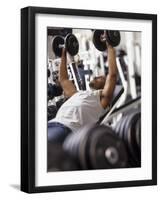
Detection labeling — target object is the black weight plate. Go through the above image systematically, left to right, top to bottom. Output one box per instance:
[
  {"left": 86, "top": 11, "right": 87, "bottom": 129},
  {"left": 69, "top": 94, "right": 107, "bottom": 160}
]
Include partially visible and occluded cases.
[
  {"left": 92, "top": 30, "right": 107, "bottom": 52},
  {"left": 106, "top": 30, "right": 121, "bottom": 47},
  {"left": 65, "top": 33, "right": 79, "bottom": 56},
  {"left": 52, "top": 35, "right": 64, "bottom": 57},
  {"left": 123, "top": 111, "right": 138, "bottom": 143},
  {"left": 124, "top": 111, "right": 140, "bottom": 165},
  {"left": 120, "top": 112, "right": 138, "bottom": 167},
  {"left": 129, "top": 113, "right": 141, "bottom": 165},
  {"left": 129, "top": 113, "right": 141, "bottom": 166},
  {"left": 122, "top": 114, "right": 138, "bottom": 166},
  {"left": 123, "top": 114, "right": 134, "bottom": 142},
  {"left": 119, "top": 115, "right": 128, "bottom": 140},
  {"left": 115, "top": 117, "right": 122, "bottom": 137},
  {"left": 117, "top": 117, "right": 124, "bottom": 138},
  {"left": 136, "top": 117, "right": 141, "bottom": 149},
  {"left": 63, "top": 125, "right": 92, "bottom": 170},
  {"left": 78, "top": 125, "right": 95, "bottom": 169},
  {"left": 89, "top": 125, "right": 128, "bottom": 169},
  {"left": 63, "top": 129, "right": 81, "bottom": 159},
  {"left": 47, "top": 143, "right": 78, "bottom": 171}
]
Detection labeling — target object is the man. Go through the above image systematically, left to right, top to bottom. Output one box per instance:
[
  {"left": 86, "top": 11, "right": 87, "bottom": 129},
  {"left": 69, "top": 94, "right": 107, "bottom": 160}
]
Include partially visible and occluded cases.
[{"left": 48, "top": 45, "right": 118, "bottom": 143}]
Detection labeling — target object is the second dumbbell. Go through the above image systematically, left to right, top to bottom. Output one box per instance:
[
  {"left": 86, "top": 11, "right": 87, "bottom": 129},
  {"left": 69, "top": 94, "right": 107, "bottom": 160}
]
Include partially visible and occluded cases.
[
  {"left": 93, "top": 30, "right": 121, "bottom": 51},
  {"left": 52, "top": 33, "right": 79, "bottom": 57}
]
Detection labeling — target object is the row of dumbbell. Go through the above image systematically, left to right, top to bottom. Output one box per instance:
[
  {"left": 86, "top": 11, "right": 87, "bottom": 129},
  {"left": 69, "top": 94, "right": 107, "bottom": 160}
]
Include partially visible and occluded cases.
[
  {"left": 52, "top": 29, "right": 121, "bottom": 57},
  {"left": 48, "top": 109, "right": 141, "bottom": 171}
]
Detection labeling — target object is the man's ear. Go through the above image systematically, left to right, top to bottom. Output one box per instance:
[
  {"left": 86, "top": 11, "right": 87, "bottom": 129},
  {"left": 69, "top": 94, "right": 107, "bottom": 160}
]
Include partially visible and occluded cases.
[{"left": 89, "top": 82, "right": 94, "bottom": 89}]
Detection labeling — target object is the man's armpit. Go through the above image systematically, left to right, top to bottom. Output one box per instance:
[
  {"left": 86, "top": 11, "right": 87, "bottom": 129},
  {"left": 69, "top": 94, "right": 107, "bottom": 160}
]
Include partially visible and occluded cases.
[{"left": 61, "top": 80, "right": 77, "bottom": 98}]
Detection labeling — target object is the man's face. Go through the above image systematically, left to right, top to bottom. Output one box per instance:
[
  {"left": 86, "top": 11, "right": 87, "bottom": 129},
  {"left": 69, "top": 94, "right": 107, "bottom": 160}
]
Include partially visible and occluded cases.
[{"left": 89, "top": 76, "right": 106, "bottom": 90}]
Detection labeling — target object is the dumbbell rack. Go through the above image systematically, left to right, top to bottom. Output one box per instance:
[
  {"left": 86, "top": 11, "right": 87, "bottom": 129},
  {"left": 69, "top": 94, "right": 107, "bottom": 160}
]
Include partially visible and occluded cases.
[{"left": 69, "top": 62, "right": 84, "bottom": 90}]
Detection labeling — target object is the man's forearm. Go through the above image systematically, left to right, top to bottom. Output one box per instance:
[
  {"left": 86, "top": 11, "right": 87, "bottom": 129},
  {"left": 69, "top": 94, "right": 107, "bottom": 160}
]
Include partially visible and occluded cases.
[
  {"left": 101, "top": 46, "right": 118, "bottom": 108},
  {"left": 104, "top": 46, "right": 117, "bottom": 90},
  {"left": 107, "top": 46, "right": 118, "bottom": 77},
  {"left": 59, "top": 49, "right": 69, "bottom": 82}
]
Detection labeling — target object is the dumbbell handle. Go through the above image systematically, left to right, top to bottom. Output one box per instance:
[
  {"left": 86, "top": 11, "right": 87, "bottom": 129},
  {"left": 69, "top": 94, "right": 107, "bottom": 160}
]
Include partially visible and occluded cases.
[
  {"left": 100, "top": 31, "right": 107, "bottom": 42},
  {"left": 101, "top": 31, "right": 119, "bottom": 40},
  {"left": 100, "top": 37, "right": 106, "bottom": 42},
  {"left": 59, "top": 41, "right": 78, "bottom": 49},
  {"left": 59, "top": 44, "right": 65, "bottom": 48}
]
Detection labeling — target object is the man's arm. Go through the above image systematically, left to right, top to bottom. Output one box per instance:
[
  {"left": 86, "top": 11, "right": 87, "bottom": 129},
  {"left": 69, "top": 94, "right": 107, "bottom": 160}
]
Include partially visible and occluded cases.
[
  {"left": 100, "top": 45, "right": 118, "bottom": 109},
  {"left": 59, "top": 48, "right": 77, "bottom": 97}
]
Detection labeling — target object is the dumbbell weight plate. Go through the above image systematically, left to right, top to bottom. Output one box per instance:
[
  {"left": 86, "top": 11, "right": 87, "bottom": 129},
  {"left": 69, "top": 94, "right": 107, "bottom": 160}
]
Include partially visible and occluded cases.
[
  {"left": 92, "top": 30, "right": 107, "bottom": 52},
  {"left": 106, "top": 30, "right": 121, "bottom": 47},
  {"left": 65, "top": 33, "right": 79, "bottom": 56},
  {"left": 52, "top": 35, "right": 64, "bottom": 57},
  {"left": 115, "top": 111, "right": 140, "bottom": 167},
  {"left": 122, "top": 111, "right": 136, "bottom": 142},
  {"left": 124, "top": 111, "right": 141, "bottom": 165},
  {"left": 129, "top": 113, "right": 141, "bottom": 165},
  {"left": 115, "top": 114, "right": 136, "bottom": 167},
  {"left": 119, "top": 114, "right": 128, "bottom": 140},
  {"left": 115, "top": 117, "right": 122, "bottom": 137},
  {"left": 135, "top": 117, "right": 141, "bottom": 149},
  {"left": 63, "top": 125, "right": 92, "bottom": 169},
  {"left": 78, "top": 125, "right": 94, "bottom": 169},
  {"left": 88, "top": 125, "right": 128, "bottom": 169},
  {"left": 48, "top": 143, "right": 79, "bottom": 171}
]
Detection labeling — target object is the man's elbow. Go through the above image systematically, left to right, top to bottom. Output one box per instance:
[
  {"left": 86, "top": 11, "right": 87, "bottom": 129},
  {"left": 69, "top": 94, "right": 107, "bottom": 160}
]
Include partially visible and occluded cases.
[{"left": 111, "top": 74, "right": 117, "bottom": 78}]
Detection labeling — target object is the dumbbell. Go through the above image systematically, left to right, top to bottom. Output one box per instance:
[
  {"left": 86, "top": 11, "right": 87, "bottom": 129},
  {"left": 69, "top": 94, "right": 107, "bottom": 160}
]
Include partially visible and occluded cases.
[
  {"left": 93, "top": 30, "right": 121, "bottom": 51},
  {"left": 52, "top": 33, "right": 79, "bottom": 57},
  {"left": 48, "top": 83, "right": 63, "bottom": 100},
  {"left": 115, "top": 110, "right": 141, "bottom": 167},
  {"left": 47, "top": 120, "right": 79, "bottom": 171},
  {"left": 63, "top": 124, "right": 128, "bottom": 170},
  {"left": 48, "top": 143, "right": 79, "bottom": 172}
]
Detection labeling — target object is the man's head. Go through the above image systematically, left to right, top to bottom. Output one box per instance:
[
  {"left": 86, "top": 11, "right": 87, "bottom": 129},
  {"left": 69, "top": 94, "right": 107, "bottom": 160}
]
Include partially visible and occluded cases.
[{"left": 89, "top": 76, "right": 106, "bottom": 90}]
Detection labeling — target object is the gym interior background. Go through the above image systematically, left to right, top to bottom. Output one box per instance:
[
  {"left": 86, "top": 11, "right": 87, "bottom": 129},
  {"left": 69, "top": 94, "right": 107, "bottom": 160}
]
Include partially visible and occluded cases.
[{"left": 47, "top": 27, "right": 141, "bottom": 172}]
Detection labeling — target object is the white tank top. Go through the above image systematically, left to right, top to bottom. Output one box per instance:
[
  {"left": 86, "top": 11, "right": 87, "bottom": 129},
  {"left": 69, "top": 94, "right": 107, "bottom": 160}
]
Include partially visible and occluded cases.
[{"left": 49, "top": 90, "right": 107, "bottom": 132}]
